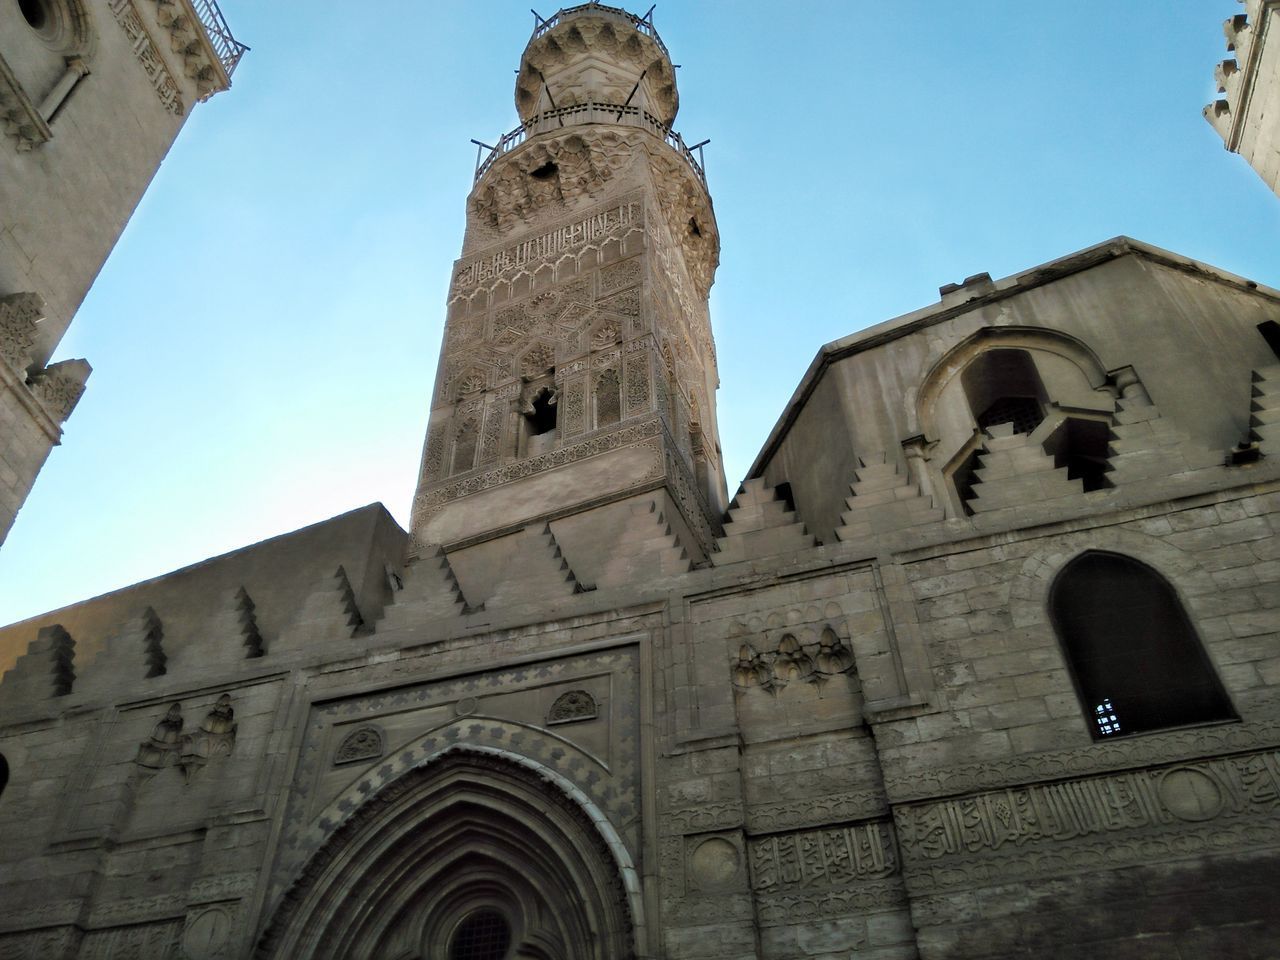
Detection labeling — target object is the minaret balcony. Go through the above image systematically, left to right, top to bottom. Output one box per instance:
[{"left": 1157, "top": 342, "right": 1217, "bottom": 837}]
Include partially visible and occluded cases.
[
  {"left": 187, "top": 0, "right": 249, "bottom": 80},
  {"left": 531, "top": 3, "right": 670, "bottom": 59},
  {"left": 474, "top": 100, "right": 707, "bottom": 186}
]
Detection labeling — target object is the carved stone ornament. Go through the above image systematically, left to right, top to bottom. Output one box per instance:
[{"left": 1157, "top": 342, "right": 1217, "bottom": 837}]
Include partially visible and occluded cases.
[
  {"left": 109, "top": 0, "right": 185, "bottom": 114},
  {"left": 140, "top": 0, "right": 230, "bottom": 101},
  {"left": 471, "top": 131, "right": 641, "bottom": 235},
  {"left": 453, "top": 200, "right": 641, "bottom": 293},
  {"left": 0, "top": 292, "right": 45, "bottom": 372},
  {"left": 28, "top": 358, "right": 90, "bottom": 423},
  {"left": 732, "top": 627, "right": 856, "bottom": 695},
  {"left": 547, "top": 689, "right": 598, "bottom": 724},
  {"left": 181, "top": 694, "right": 237, "bottom": 779},
  {"left": 135, "top": 695, "right": 237, "bottom": 781},
  {"left": 136, "top": 702, "right": 185, "bottom": 770},
  {"left": 333, "top": 726, "right": 384, "bottom": 765},
  {"left": 894, "top": 747, "right": 1280, "bottom": 891},
  {"left": 748, "top": 821, "right": 899, "bottom": 895},
  {"left": 686, "top": 835, "right": 742, "bottom": 890},
  {"left": 181, "top": 905, "right": 234, "bottom": 960}
]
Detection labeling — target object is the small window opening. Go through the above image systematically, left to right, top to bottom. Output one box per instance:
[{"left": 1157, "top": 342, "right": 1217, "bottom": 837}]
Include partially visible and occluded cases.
[
  {"left": 18, "top": 0, "right": 47, "bottom": 30},
  {"left": 529, "top": 161, "right": 558, "bottom": 181},
  {"left": 688, "top": 216, "right": 702, "bottom": 237},
  {"left": 1258, "top": 320, "right": 1280, "bottom": 361},
  {"left": 961, "top": 349, "right": 1047, "bottom": 436},
  {"left": 595, "top": 369, "right": 620, "bottom": 428},
  {"left": 526, "top": 387, "right": 557, "bottom": 435},
  {"left": 976, "top": 396, "right": 1043, "bottom": 435},
  {"left": 1042, "top": 416, "right": 1112, "bottom": 492},
  {"left": 952, "top": 446, "right": 984, "bottom": 516},
  {"left": 772, "top": 481, "right": 796, "bottom": 513},
  {"left": 1051, "top": 551, "right": 1236, "bottom": 739},
  {"left": 1094, "top": 699, "right": 1121, "bottom": 737},
  {"left": 450, "top": 909, "right": 511, "bottom": 960}
]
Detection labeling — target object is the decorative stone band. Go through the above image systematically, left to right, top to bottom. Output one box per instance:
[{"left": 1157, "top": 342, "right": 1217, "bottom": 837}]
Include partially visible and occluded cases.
[
  {"left": 110, "top": 0, "right": 185, "bottom": 115},
  {"left": 139, "top": 0, "right": 244, "bottom": 98},
  {"left": 453, "top": 200, "right": 642, "bottom": 295},
  {"left": 417, "top": 415, "right": 662, "bottom": 510},
  {"left": 881, "top": 717, "right": 1280, "bottom": 802},
  {"left": 894, "top": 747, "right": 1280, "bottom": 889},
  {"left": 745, "top": 790, "right": 891, "bottom": 834},
  {"left": 665, "top": 800, "right": 744, "bottom": 834},
  {"left": 749, "top": 820, "right": 899, "bottom": 893}
]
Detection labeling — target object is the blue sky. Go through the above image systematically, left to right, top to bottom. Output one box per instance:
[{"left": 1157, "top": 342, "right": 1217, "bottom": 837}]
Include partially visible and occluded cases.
[{"left": 1, "top": 1, "right": 1276, "bottom": 626}]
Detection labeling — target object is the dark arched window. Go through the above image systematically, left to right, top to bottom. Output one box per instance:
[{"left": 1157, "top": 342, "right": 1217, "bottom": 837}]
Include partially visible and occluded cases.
[
  {"left": 961, "top": 349, "right": 1046, "bottom": 435},
  {"left": 1050, "top": 551, "right": 1235, "bottom": 739},
  {"left": 0, "top": 754, "right": 8, "bottom": 799},
  {"left": 450, "top": 909, "right": 511, "bottom": 960}
]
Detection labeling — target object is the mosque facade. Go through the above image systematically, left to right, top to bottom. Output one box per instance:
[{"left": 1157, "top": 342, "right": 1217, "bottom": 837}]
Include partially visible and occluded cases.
[{"left": 0, "top": 5, "right": 1278, "bottom": 959}]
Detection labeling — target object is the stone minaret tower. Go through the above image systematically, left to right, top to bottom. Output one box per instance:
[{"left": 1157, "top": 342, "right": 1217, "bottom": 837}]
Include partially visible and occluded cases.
[{"left": 409, "top": 5, "right": 724, "bottom": 599}]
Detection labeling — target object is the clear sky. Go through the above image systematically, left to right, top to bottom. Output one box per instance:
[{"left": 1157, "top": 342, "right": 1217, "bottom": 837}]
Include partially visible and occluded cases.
[{"left": 1, "top": 2, "right": 1277, "bottom": 627}]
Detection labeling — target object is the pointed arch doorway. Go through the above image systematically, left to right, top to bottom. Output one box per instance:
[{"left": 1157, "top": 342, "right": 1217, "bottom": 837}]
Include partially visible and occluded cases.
[{"left": 256, "top": 748, "right": 638, "bottom": 960}]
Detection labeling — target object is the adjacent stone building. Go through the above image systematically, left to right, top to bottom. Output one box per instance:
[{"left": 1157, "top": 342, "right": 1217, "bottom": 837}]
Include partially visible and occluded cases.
[
  {"left": 0, "top": 0, "right": 244, "bottom": 543},
  {"left": 1206, "top": 0, "right": 1280, "bottom": 196},
  {"left": 1, "top": 5, "right": 1279, "bottom": 959}
]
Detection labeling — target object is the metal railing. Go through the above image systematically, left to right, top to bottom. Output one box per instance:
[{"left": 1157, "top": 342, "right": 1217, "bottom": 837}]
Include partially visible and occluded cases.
[
  {"left": 189, "top": 0, "right": 248, "bottom": 78},
  {"left": 531, "top": 3, "right": 668, "bottom": 59},
  {"left": 473, "top": 100, "right": 706, "bottom": 186}
]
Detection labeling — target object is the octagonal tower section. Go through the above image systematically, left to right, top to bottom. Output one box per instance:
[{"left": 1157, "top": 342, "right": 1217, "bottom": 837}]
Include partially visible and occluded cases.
[{"left": 410, "top": 5, "right": 724, "bottom": 594}]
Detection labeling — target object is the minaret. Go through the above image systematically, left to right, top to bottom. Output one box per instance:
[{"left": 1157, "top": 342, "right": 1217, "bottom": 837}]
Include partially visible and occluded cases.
[{"left": 409, "top": 5, "right": 724, "bottom": 592}]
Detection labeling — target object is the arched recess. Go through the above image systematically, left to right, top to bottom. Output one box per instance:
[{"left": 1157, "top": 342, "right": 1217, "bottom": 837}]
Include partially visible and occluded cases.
[
  {"left": 916, "top": 326, "right": 1113, "bottom": 442},
  {"left": 915, "top": 327, "right": 1118, "bottom": 515},
  {"left": 1049, "top": 550, "right": 1236, "bottom": 739},
  {"left": 256, "top": 747, "right": 638, "bottom": 960}
]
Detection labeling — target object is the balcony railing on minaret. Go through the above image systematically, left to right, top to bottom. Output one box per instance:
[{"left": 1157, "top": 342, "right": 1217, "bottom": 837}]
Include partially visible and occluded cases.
[
  {"left": 189, "top": 0, "right": 249, "bottom": 78},
  {"left": 530, "top": 3, "right": 669, "bottom": 58},
  {"left": 472, "top": 101, "right": 709, "bottom": 186}
]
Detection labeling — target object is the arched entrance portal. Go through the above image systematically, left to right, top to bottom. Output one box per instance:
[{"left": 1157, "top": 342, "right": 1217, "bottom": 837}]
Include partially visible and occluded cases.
[{"left": 257, "top": 748, "right": 637, "bottom": 959}]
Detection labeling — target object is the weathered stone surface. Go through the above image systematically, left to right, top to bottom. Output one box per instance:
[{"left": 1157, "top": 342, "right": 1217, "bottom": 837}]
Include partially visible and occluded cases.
[{"left": 0, "top": 6, "right": 1279, "bottom": 960}]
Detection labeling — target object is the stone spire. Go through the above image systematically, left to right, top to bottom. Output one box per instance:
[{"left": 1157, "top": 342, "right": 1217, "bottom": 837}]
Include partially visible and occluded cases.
[{"left": 410, "top": 4, "right": 725, "bottom": 572}]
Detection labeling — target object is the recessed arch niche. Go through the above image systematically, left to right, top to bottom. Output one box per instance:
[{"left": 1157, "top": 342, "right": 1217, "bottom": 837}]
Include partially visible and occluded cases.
[
  {"left": 915, "top": 327, "right": 1118, "bottom": 514},
  {"left": 255, "top": 747, "right": 637, "bottom": 960}
]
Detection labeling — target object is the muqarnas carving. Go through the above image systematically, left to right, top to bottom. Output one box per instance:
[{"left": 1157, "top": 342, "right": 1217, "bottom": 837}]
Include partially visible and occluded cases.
[
  {"left": 732, "top": 627, "right": 855, "bottom": 695},
  {"left": 547, "top": 689, "right": 599, "bottom": 725},
  {"left": 135, "top": 695, "right": 237, "bottom": 781},
  {"left": 333, "top": 726, "right": 384, "bottom": 765}
]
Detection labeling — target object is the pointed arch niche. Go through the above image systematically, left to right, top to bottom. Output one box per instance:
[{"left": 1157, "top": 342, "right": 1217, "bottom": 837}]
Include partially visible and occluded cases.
[
  {"left": 1049, "top": 551, "right": 1236, "bottom": 739},
  {"left": 256, "top": 748, "right": 637, "bottom": 960}
]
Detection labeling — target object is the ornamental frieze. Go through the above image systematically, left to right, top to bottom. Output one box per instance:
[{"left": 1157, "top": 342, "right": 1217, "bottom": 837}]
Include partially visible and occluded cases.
[
  {"left": 454, "top": 200, "right": 642, "bottom": 293},
  {"left": 895, "top": 748, "right": 1280, "bottom": 868},
  {"left": 748, "top": 821, "right": 898, "bottom": 894}
]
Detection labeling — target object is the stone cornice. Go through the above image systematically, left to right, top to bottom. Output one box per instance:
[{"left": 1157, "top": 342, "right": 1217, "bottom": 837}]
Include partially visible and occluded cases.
[{"left": 141, "top": 0, "right": 233, "bottom": 101}]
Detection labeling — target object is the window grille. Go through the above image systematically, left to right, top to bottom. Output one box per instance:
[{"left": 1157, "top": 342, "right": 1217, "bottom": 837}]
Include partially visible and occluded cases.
[
  {"left": 977, "top": 395, "right": 1043, "bottom": 435},
  {"left": 1094, "top": 699, "right": 1121, "bottom": 736},
  {"left": 450, "top": 909, "right": 511, "bottom": 960}
]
